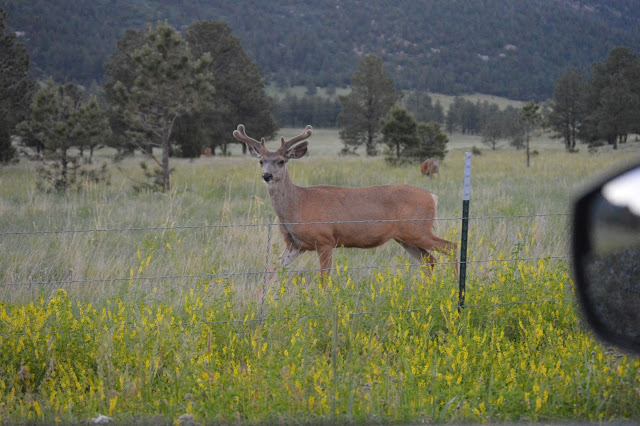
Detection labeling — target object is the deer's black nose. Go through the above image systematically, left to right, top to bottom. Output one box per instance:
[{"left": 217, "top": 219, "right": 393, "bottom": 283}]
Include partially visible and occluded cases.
[{"left": 262, "top": 173, "right": 273, "bottom": 182}]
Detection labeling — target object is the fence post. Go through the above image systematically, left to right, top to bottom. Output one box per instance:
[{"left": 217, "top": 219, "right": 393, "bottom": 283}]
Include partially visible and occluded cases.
[{"left": 458, "top": 152, "right": 472, "bottom": 310}]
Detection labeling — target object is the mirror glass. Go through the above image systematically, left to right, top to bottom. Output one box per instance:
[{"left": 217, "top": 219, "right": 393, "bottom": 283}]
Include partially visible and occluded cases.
[{"left": 583, "top": 166, "right": 640, "bottom": 347}]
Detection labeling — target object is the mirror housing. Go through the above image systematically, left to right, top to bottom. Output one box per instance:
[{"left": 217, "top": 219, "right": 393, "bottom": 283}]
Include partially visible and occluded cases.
[{"left": 572, "top": 160, "right": 640, "bottom": 354}]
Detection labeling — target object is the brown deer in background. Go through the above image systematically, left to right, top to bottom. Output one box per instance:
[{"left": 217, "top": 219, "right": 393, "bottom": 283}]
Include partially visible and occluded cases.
[
  {"left": 233, "top": 124, "right": 458, "bottom": 283},
  {"left": 421, "top": 158, "right": 439, "bottom": 178}
]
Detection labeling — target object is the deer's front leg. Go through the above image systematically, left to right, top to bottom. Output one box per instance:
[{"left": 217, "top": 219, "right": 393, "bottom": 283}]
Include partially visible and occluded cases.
[
  {"left": 265, "top": 245, "right": 302, "bottom": 285},
  {"left": 316, "top": 245, "right": 334, "bottom": 282}
]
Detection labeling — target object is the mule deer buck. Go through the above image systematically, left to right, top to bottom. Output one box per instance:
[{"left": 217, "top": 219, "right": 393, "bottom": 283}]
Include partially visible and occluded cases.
[
  {"left": 233, "top": 124, "right": 457, "bottom": 283},
  {"left": 421, "top": 158, "right": 439, "bottom": 178}
]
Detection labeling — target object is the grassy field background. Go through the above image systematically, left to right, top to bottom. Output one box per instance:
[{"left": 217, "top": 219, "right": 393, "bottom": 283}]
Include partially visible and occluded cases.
[
  {"left": 2, "top": 128, "right": 636, "bottom": 302},
  {"left": 1, "top": 129, "right": 639, "bottom": 423}
]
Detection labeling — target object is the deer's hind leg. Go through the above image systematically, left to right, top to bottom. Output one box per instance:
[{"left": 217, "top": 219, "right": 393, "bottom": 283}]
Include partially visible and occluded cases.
[
  {"left": 405, "top": 233, "right": 459, "bottom": 277},
  {"left": 397, "top": 241, "right": 437, "bottom": 270}
]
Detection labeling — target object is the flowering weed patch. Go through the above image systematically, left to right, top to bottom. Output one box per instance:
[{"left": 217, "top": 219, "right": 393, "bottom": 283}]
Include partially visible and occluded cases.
[{"left": 1, "top": 256, "right": 638, "bottom": 424}]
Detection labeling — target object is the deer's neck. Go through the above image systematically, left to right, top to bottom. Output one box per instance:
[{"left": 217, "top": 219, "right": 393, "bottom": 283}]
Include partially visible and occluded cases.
[{"left": 267, "top": 172, "right": 300, "bottom": 222}]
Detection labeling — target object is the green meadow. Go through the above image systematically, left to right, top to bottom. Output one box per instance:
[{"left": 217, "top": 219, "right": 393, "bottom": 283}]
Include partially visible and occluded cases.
[{"left": 0, "top": 130, "right": 639, "bottom": 424}]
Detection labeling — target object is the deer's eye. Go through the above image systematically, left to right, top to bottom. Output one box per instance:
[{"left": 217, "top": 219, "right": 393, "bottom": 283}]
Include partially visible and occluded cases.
[
  {"left": 259, "top": 160, "right": 264, "bottom": 166},
  {"left": 278, "top": 160, "right": 285, "bottom": 166}
]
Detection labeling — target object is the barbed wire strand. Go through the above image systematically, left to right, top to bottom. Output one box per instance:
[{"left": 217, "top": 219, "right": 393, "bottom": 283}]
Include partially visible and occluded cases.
[
  {"left": 0, "top": 212, "right": 576, "bottom": 339},
  {"left": 0, "top": 213, "right": 570, "bottom": 237},
  {"left": 0, "top": 255, "right": 569, "bottom": 288}
]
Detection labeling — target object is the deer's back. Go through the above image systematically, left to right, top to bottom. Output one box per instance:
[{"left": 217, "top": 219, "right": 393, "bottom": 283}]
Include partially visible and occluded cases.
[
  {"left": 298, "top": 183, "right": 435, "bottom": 218},
  {"left": 276, "top": 184, "right": 438, "bottom": 250}
]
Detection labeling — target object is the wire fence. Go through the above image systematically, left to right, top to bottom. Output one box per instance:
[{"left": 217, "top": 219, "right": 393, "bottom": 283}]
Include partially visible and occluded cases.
[
  {"left": 0, "top": 211, "right": 577, "bottom": 343},
  {"left": 0, "top": 212, "right": 573, "bottom": 332},
  {"left": 0, "top": 212, "right": 570, "bottom": 278},
  {"left": 0, "top": 212, "right": 570, "bottom": 237},
  {"left": 0, "top": 255, "right": 569, "bottom": 288}
]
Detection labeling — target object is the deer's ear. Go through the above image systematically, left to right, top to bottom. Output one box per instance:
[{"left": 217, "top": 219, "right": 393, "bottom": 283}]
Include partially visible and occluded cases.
[
  {"left": 285, "top": 142, "right": 308, "bottom": 159},
  {"left": 247, "top": 144, "right": 261, "bottom": 159}
]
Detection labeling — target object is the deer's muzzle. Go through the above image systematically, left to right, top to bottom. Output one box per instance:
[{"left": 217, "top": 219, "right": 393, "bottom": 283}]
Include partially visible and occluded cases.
[{"left": 262, "top": 172, "right": 273, "bottom": 182}]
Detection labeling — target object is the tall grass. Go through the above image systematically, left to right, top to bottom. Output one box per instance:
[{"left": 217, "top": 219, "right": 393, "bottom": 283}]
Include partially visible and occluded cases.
[
  {"left": 0, "top": 133, "right": 639, "bottom": 423},
  {"left": 0, "top": 136, "right": 633, "bottom": 303}
]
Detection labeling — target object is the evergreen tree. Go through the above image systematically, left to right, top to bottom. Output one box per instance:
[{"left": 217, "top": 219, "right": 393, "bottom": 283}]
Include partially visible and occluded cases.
[
  {"left": 0, "top": 8, "right": 34, "bottom": 163},
  {"left": 182, "top": 21, "right": 277, "bottom": 157},
  {"left": 111, "top": 22, "right": 214, "bottom": 191},
  {"left": 103, "top": 29, "right": 147, "bottom": 157},
  {"left": 581, "top": 47, "right": 640, "bottom": 150},
  {"left": 338, "top": 55, "right": 401, "bottom": 156},
  {"left": 548, "top": 68, "right": 585, "bottom": 152},
  {"left": 17, "top": 80, "right": 110, "bottom": 191},
  {"left": 18, "top": 80, "right": 79, "bottom": 189},
  {"left": 404, "top": 91, "right": 444, "bottom": 124},
  {"left": 74, "top": 96, "right": 112, "bottom": 162},
  {"left": 520, "top": 101, "right": 541, "bottom": 167},
  {"left": 382, "top": 107, "right": 418, "bottom": 163},
  {"left": 481, "top": 116, "right": 504, "bottom": 150},
  {"left": 415, "top": 122, "right": 448, "bottom": 161}
]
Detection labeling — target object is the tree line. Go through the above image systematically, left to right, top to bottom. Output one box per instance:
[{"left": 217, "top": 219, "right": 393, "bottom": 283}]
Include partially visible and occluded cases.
[
  {"left": 5, "top": 1, "right": 640, "bottom": 100},
  {"left": 2, "top": 6, "right": 638, "bottom": 193},
  {"left": 2, "top": 15, "right": 277, "bottom": 192},
  {"left": 548, "top": 47, "right": 640, "bottom": 152}
]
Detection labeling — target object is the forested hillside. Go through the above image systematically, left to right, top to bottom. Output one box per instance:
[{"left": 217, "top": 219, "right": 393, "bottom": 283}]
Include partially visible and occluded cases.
[{"left": 3, "top": 0, "right": 640, "bottom": 99}]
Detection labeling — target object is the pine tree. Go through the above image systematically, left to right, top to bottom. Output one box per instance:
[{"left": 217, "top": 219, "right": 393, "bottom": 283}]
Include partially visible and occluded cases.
[
  {"left": 0, "top": 8, "right": 34, "bottom": 163},
  {"left": 111, "top": 21, "right": 214, "bottom": 191},
  {"left": 181, "top": 21, "right": 277, "bottom": 157},
  {"left": 581, "top": 47, "right": 640, "bottom": 150},
  {"left": 338, "top": 55, "right": 401, "bottom": 156},
  {"left": 548, "top": 68, "right": 585, "bottom": 152},
  {"left": 17, "top": 80, "right": 110, "bottom": 191},
  {"left": 520, "top": 101, "right": 541, "bottom": 167},
  {"left": 382, "top": 107, "right": 418, "bottom": 163},
  {"left": 415, "top": 122, "right": 448, "bottom": 161}
]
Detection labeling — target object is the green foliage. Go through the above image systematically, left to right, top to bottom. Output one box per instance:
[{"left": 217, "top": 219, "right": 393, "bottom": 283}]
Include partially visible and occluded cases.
[
  {"left": 5, "top": 2, "right": 640, "bottom": 99},
  {"left": 0, "top": 8, "right": 34, "bottom": 164},
  {"left": 105, "top": 20, "right": 274, "bottom": 172},
  {"left": 109, "top": 21, "right": 214, "bottom": 191},
  {"left": 179, "top": 21, "right": 277, "bottom": 157},
  {"left": 103, "top": 29, "right": 147, "bottom": 157},
  {"left": 580, "top": 47, "right": 640, "bottom": 150},
  {"left": 546, "top": 48, "right": 640, "bottom": 153},
  {"left": 339, "top": 55, "right": 401, "bottom": 156},
  {"left": 548, "top": 69, "right": 585, "bottom": 152},
  {"left": 17, "top": 80, "right": 111, "bottom": 191},
  {"left": 403, "top": 91, "right": 445, "bottom": 124},
  {"left": 273, "top": 94, "right": 341, "bottom": 128},
  {"left": 74, "top": 96, "right": 112, "bottom": 161},
  {"left": 445, "top": 97, "right": 524, "bottom": 151},
  {"left": 520, "top": 101, "right": 542, "bottom": 167},
  {"left": 480, "top": 106, "right": 523, "bottom": 150},
  {"left": 382, "top": 107, "right": 418, "bottom": 163},
  {"left": 382, "top": 108, "right": 448, "bottom": 165},
  {"left": 481, "top": 116, "right": 504, "bottom": 150},
  {"left": 415, "top": 122, "right": 448, "bottom": 161},
  {"left": 0, "top": 127, "right": 17, "bottom": 164},
  {"left": 35, "top": 160, "right": 110, "bottom": 193},
  {"left": 132, "top": 161, "right": 175, "bottom": 193},
  {"left": 1, "top": 259, "right": 639, "bottom": 423}
]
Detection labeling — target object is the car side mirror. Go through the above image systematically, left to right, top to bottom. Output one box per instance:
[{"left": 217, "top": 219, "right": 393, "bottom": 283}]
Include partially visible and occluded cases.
[{"left": 572, "top": 161, "right": 640, "bottom": 354}]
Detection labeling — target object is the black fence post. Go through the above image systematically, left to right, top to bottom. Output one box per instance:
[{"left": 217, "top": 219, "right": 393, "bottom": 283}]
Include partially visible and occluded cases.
[{"left": 458, "top": 152, "right": 472, "bottom": 310}]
